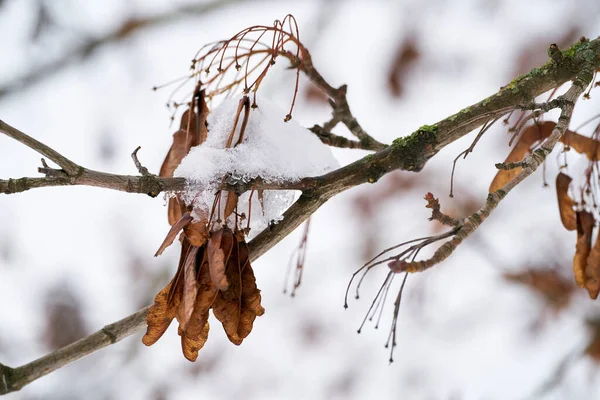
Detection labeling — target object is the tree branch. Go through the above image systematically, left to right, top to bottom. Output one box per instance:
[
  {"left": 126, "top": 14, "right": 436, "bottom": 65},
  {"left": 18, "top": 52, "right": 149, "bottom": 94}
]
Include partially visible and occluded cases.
[
  {"left": 1, "top": 37, "right": 600, "bottom": 395},
  {"left": 395, "top": 63, "right": 595, "bottom": 273}
]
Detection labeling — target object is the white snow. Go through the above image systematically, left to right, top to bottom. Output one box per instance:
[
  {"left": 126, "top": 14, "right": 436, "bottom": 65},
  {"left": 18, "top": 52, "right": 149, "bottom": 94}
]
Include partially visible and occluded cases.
[{"left": 174, "top": 96, "right": 339, "bottom": 236}]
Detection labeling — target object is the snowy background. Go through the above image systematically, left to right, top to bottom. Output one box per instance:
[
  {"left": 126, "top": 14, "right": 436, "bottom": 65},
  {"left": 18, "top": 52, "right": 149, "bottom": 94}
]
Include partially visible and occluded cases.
[{"left": 1, "top": 0, "right": 600, "bottom": 399}]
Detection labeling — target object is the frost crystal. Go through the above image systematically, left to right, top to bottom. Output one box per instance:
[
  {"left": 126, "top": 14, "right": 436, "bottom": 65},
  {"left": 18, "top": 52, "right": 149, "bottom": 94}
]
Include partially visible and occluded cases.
[{"left": 174, "top": 97, "right": 339, "bottom": 237}]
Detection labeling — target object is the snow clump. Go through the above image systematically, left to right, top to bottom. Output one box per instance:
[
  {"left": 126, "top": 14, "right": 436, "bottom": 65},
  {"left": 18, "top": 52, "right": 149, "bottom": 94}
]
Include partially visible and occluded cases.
[{"left": 174, "top": 96, "right": 339, "bottom": 238}]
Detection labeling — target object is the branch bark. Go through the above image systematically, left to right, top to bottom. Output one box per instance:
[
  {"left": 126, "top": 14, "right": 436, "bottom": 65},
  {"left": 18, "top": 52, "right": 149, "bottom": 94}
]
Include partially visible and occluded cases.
[{"left": 1, "top": 37, "right": 599, "bottom": 395}]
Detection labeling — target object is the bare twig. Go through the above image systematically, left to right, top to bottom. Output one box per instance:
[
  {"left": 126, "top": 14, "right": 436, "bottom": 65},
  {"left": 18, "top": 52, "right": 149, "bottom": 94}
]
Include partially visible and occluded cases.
[
  {"left": 397, "top": 66, "right": 594, "bottom": 273},
  {"left": 309, "top": 125, "right": 373, "bottom": 150},
  {"left": 131, "top": 147, "right": 151, "bottom": 176}
]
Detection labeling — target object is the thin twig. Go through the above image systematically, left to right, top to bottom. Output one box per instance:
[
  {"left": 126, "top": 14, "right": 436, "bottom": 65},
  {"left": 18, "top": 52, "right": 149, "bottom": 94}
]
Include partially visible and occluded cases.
[{"left": 398, "top": 67, "right": 594, "bottom": 274}]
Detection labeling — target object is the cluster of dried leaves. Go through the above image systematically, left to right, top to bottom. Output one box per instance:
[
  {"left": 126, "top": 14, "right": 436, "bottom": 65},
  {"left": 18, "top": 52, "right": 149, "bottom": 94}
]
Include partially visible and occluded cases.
[
  {"left": 143, "top": 15, "right": 314, "bottom": 361},
  {"left": 142, "top": 88, "right": 264, "bottom": 361},
  {"left": 492, "top": 121, "right": 600, "bottom": 299}
]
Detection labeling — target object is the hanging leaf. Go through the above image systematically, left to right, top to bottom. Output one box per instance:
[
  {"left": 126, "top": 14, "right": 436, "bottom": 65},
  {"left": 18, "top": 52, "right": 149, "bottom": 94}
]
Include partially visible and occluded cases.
[
  {"left": 160, "top": 89, "right": 210, "bottom": 226},
  {"left": 491, "top": 121, "right": 600, "bottom": 192},
  {"left": 489, "top": 122, "right": 553, "bottom": 192},
  {"left": 562, "top": 129, "right": 600, "bottom": 160},
  {"left": 556, "top": 173, "right": 577, "bottom": 231},
  {"left": 223, "top": 191, "right": 239, "bottom": 221},
  {"left": 573, "top": 211, "right": 595, "bottom": 288},
  {"left": 155, "top": 213, "right": 193, "bottom": 256},
  {"left": 183, "top": 220, "right": 210, "bottom": 247},
  {"left": 207, "top": 228, "right": 233, "bottom": 291},
  {"left": 586, "top": 234, "right": 600, "bottom": 300},
  {"left": 212, "top": 236, "right": 264, "bottom": 345},
  {"left": 143, "top": 239, "right": 190, "bottom": 346},
  {"left": 180, "top": 246, "right": 200, "bottom": 330},
  {"left": 179, "top": 249, "right": 216, "bottom": 361},
  {"left": 142, "top": 281, "right": 178, "bottom": 346},
  {"left": 179, "top": 322, "right": 210, "bottom": 362}
]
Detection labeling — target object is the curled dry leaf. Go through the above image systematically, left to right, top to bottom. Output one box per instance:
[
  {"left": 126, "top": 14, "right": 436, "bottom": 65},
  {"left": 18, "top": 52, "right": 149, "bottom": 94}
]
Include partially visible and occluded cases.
[
  {"left": 160, "top": 89, "right": 210, "bottom": 226},
  {"left": 490, "top": 121, "right": 600, "bottom": 192},
  {"left": 490, "top": 122, "right": 553, "bottom": 192},
  {"left": 556, "top": 173, "right": 577, "bottom": 231},
  {"left": 223, "top": 191, "right": 239, "bottom": 221},
  {"left": 573, "top": 211, "right": 595, "bottom": 288},
  {"left": 154, "top": 213, "right": 193, "bottom": 256},
  {"left": 184, "top": 220, "right": 210, "bottom": 247},
  {"left": 207, "top": 228, "right": 232, "bottom": 291},
  {"left": 212, "top": 233, "right": 264, "bottom": 345},
  {"left": 585, "top": 233, "right": 600, "bottom": 299},
  {"left": 143, "top": 239, "right": 190, "bottom": 346},
  {"left": 181, "top": 246, "right": 200, "bottom": 330},
  {"left": 178, "top": 248, "right": 217, "bottom": 361},
  {"left": 143, "top": 281, "right": 177, "bottom": 347}
]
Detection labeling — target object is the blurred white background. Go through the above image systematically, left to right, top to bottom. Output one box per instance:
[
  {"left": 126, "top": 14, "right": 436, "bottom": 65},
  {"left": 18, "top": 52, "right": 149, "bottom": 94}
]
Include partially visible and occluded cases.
[{"left": 1, "top": 0, "right": 600, "bottom": 399}]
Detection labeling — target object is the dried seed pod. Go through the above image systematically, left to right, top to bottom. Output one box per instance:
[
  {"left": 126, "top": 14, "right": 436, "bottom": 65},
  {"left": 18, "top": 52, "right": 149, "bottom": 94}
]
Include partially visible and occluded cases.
[
  {"left": 556, "top": 173, "right": 577, "bottom": 231},
  {"left": 573, "top": 211, "right": 595, "bottom": 288},
  {"left": 586, "top": 233, "right": 600, "bottom": 300}
]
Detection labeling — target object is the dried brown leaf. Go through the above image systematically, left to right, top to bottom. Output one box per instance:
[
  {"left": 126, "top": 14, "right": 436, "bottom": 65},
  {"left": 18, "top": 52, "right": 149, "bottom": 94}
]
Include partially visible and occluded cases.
[
  {"left": 160, "top": 90, "right": 210, "bottom": 226},
  {"left": 491, "top": 121, "right": 600, "bottom": 192},
  {"left": 490, "top": 122, "right": 554, "bottom": 192},
  {"left": 562, "top": 129, "right": 600, "bottom": 160},
  {"left": 556, "top": 173, "right": 577, "bottom": 231},
  {"left": 223, "top": 191, "right": 238, "bottom": 221},
  {"left": 167, "top": 197, "right": 188, "bottom": 227},
  {"left": 574, "top": 211, "right": 595, "bottom": 288},
  {"left": 155, "top": 213, "right": 193, "bottom": 256},
  {"left": 183, "top": 220, "right": 209, "bottom": 247},
  {"left": 207, "top": 229, "right": 233, "bottom": 291},
  {"left": 585, "top": 233, "right": 600, "bottom": 299},
  {"left": 212, "top": 235, "right": 264, "bottom": 345},
  {"left": 181, "top": 246, "right": 200, "bottom": 330},
  {"left": 179, "top": 251, "right": 218, "bottom": 361},
  {"left": 143, "top": 281, "right": 178, "bottom": 346},
  {"left": 179, "top": 322, "right": 210, "bottom": 362}
]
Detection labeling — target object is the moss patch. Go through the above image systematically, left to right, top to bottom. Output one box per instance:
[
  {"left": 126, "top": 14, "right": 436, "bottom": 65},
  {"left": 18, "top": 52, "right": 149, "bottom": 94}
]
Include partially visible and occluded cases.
[{"left": 391, "top": 124, "right": 438, "bottom": 171}]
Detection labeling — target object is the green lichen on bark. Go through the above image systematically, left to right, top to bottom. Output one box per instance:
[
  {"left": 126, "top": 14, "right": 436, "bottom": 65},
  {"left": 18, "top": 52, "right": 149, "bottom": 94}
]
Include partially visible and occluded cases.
[{"left": 391, "top": 124, "right": 438, "bottom": 171}]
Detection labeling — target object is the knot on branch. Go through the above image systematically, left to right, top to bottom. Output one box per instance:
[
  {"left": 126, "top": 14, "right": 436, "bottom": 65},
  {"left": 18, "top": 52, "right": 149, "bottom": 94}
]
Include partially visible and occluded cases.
[
  {"left": 548, "top": 43, "right": 564, "bottom": 64},
  {"left": 131, "top": 147, "right": 162, "bottom": 197}
]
